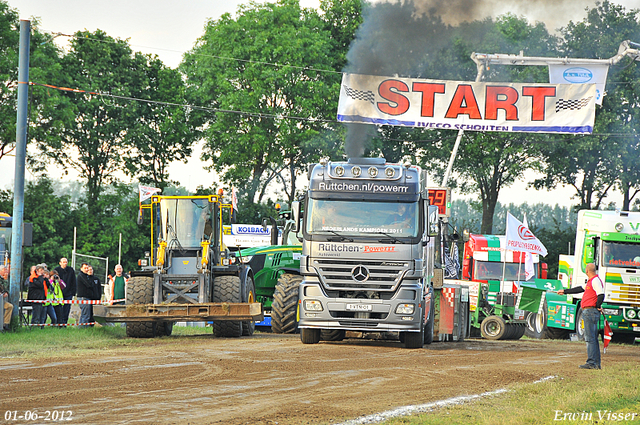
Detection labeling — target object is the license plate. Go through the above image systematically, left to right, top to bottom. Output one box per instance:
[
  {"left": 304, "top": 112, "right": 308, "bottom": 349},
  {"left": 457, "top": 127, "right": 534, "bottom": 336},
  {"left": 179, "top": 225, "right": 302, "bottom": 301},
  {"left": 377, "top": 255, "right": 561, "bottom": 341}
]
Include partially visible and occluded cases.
[{"left": 346, "top": 304, "right": 372, "bottom": 311}]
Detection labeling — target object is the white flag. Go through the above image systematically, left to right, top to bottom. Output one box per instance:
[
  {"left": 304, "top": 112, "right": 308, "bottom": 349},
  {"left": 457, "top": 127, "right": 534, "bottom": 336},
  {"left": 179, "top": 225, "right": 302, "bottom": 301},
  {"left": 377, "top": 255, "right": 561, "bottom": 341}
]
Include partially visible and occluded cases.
[
  {"left": 549, "top": 64, "right": 609, "bottom": 105},
  {"left": 139, "top": 184, "right": 161, "bottom": 203},
  {"left": 231, "top": 187, "right": 238, "bottom": 211},
  {"left": 505, "top": 212, "right": 548, "bottom": 256},
  {"left": 523, "top": 214, "right": 535, "bottom": 280}
]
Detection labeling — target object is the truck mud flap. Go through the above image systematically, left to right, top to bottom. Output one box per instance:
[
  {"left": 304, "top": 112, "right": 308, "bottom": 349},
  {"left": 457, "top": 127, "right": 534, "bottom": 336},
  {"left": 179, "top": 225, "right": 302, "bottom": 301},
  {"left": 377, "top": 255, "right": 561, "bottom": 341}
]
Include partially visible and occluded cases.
[{"left": 94, "top": 302, "right": 263, "bottom": 323}]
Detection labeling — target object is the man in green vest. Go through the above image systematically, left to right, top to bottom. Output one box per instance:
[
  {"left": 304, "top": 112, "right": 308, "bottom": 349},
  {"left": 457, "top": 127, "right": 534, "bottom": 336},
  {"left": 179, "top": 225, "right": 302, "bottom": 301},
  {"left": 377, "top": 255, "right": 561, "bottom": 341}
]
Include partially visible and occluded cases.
[{"left": 108, "top": 264, "right": 128, "bottom": 305}]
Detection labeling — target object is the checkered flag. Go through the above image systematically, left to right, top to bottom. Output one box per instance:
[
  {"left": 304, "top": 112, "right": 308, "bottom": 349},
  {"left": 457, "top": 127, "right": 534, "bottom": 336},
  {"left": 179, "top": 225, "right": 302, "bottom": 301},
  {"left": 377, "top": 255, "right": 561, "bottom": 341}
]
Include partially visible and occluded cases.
[
  {"left": 343, "top": 85, "right": 375, "bottom": 104},
  {"left": 555, "top": 96, "right": 593, "bottom": 112}
]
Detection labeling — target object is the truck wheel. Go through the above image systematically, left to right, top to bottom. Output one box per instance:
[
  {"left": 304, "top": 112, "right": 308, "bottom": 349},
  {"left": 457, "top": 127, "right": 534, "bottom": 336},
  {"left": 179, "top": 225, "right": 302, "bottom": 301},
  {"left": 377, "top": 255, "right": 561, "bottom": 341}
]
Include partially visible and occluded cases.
[
  {"left": 271, "top": 274, "right": 302, "bottom": 334},
  {"left": 212, "top": 275, "right": 243, "bottom": 338},
  {"left": 125, "top": 276, "right": 157, "bottom": 338},
  {"left": 242, "top": 277, "right": 256, "bottom": 336},
  {"left": 424, "top": 297, "right": 435, "bottom": 345},
  {"left": 404, "top": 307, "right": 425, "bottom": 349},
  {"left": 575, "top": 307, "right": 586, "bottom": 341},
  {"left": 524, "top": 311, "right": 547, "bottom": 339},
  {"left": 481, "top": 315, "right": 507, "bottom": 340},
  {"left": 300, "top": 328, "right": 321, "bottom": 344},
  {"left": 320, "top": 329, "right": 345, "bottom": 341},
  {"left": 612, "top": 333, "right": 637, "bottom": 344}
]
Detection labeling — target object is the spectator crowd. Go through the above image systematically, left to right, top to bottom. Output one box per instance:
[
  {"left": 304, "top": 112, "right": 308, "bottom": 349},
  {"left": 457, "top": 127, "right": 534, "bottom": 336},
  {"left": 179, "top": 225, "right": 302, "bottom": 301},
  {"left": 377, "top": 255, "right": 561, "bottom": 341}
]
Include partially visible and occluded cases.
[{"left": 2, "top": 258, "right": 129, "bottom": 328}]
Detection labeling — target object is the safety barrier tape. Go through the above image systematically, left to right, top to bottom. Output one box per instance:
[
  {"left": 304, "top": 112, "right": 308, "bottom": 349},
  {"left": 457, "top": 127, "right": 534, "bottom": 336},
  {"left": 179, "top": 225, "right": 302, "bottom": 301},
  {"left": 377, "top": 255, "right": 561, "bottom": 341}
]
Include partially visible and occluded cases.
[
  {"left": 23, "top": 299, "right": 125, "bottom": 305},
  {"left": 27, "top": 322, "right": 99, "bottom": 327}
]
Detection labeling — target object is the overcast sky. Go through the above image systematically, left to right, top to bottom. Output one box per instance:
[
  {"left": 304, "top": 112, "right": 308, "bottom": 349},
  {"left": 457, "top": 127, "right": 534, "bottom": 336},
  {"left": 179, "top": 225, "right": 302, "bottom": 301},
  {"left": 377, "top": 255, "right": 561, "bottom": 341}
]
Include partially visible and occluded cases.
[{"left": 3, "top": 0, "right": 640, "bottom": 208}]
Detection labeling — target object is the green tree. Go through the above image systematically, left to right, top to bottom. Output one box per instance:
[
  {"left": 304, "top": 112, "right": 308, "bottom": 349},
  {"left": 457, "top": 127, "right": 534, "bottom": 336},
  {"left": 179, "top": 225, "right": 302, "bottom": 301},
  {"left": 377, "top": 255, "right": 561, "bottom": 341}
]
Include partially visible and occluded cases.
[
  {"left": 182, "top": 0, "right": 338, "bottom": 206},
  {"left": 535, "top": 1, "right": 640, "bottom": 210},
  {"left": 0, "top": 2, "right": 61, "bottom": 163},
  {"left": 35, "top": 30, "right": 162, "bottom": 211},
  {"left": 122, "top": 58, "right": 199, "bottom": 190}
]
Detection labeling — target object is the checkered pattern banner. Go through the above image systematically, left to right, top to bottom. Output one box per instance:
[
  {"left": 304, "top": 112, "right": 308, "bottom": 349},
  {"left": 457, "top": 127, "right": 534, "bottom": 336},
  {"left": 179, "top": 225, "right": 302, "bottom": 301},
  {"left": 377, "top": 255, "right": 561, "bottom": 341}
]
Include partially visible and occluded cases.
[
  {"left": 342, "top": 85, "right": 376, "bottom": 104},
  {"left": 555, "top": 96, "right": 593, "bottom": 112}
]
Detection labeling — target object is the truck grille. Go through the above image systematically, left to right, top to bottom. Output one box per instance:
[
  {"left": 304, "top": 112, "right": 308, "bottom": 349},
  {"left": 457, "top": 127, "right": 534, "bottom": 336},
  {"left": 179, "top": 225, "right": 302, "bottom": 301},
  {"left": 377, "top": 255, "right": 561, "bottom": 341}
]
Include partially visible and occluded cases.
[{"left": 312, "top": 259, "right": 409, "bottom": 292}]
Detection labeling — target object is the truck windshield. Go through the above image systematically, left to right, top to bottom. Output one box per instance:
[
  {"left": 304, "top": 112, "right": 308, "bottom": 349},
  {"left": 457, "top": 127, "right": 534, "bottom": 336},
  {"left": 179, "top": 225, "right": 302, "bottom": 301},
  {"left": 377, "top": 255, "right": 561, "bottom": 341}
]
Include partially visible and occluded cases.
[
  {"left": 160, "top": 198, "right": 211, "bottom": 248},
  {"left": 306, "top": 199, "right": 419, "bottom": 237},
  {"left": 602, "top": 241, "right": 640, "bottom": 269},
  {"left": 474, "top": 261, "right": 536, "bottom": 281}
]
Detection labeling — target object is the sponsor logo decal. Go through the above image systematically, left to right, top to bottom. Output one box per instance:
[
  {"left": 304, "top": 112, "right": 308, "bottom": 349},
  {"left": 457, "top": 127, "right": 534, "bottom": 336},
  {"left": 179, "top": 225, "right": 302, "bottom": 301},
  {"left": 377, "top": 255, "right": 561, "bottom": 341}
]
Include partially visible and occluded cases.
[
  {"left": 562, "top": 67, "right": 593, "bottom": 83},
  {"left": 517, "top": 225, "right": 536, "bottom": 240}
]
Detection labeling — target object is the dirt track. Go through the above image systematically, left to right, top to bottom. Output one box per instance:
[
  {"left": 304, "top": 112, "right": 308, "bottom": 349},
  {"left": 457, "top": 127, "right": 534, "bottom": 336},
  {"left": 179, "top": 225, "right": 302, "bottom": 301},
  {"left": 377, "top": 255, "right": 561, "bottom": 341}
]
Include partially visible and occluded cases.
[{"left": 0, "top": 332, "right": 638, "bottom": 425}]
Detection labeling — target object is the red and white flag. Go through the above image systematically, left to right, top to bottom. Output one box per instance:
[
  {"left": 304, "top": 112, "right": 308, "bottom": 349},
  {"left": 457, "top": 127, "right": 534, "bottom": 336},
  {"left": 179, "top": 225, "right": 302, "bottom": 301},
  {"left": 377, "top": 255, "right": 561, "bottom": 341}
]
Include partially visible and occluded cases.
[
  {"left": 139, "top": 184, "right": 161, "bottom": 203},
  {"left": 231, "top": 187, "right": 238, "bottom": 212},
  {"left": 505, "top": 212, "right": 548, "bottom": 256},
  {"left": 523, "top": 214, "right": 535, "bottom": 280},
  {"left": 603, "top": 318, "right": 613, "bottom": 353}
]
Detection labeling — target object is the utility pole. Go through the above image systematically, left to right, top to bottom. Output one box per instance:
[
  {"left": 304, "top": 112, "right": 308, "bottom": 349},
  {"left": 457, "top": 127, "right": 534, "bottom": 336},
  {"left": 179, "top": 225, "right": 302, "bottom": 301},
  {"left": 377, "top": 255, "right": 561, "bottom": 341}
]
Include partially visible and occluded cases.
[{"left": 9, "top": 20, "right": 31, "bottom": 320}]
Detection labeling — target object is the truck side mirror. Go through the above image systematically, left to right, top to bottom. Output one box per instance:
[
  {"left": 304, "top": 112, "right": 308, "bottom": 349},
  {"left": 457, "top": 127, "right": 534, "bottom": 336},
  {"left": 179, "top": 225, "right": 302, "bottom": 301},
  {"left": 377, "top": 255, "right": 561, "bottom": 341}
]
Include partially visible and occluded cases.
[{"left": 291, "top": 201, "right": 301, "bottom": 233}]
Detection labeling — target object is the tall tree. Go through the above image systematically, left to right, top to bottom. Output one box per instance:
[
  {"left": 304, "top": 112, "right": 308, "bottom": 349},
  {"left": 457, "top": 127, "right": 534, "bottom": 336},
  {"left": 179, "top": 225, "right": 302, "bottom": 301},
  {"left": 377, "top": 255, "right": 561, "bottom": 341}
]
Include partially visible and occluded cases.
[
  {"left": 181, "top": 0, "right": 338, "bottom": 206},
  {"left": 0, "top": 1, "right": 60, "bottom": 163},
  {"left": 535, "top": 1, "right": 640, "bottom": 210},
  {"left": 35, "top": 30, "right": 183, "bottom": 210},
  {"left": 122, "top": 58, "right": 199, "bottom": 190}
]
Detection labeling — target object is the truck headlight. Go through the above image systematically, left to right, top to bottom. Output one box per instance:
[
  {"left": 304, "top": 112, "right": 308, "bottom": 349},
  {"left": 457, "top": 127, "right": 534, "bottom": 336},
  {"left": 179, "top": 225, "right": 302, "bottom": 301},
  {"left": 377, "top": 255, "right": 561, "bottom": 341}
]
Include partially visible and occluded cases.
[
  {"left": 304, "top": 300, "right": 323, "bottom": 311},
  {"left": 395, "top": 304, "right": 415, "bottom": 315},
  {"left": 602, "top": 308, "right": 619, "bottom": 316},
  {"left": 626, "top": 309, "right": 637, "bottom": 319}
]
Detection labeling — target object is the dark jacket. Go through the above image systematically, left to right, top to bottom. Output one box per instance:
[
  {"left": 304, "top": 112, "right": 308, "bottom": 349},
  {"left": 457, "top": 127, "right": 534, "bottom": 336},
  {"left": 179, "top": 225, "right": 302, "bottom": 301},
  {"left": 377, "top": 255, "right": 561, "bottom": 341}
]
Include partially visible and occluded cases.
[
  {"left": 54, "top": 265, "right": 76, "bottom": 298},
  {"left": 76, "top": 271, "right": 93, "bottom": 299},
  {"left": 27, "top": 275, "right": 46, "bottom": 301},
  {"left": 91, "top": 275, "right": 102, "bottom": 301}
]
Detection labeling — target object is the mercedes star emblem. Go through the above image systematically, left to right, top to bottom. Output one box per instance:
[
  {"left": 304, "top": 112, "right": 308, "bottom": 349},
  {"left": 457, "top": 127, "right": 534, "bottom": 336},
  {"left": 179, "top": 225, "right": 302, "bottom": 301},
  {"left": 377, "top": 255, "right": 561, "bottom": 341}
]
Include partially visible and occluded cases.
[{"left": 351, "top": 265, "right": 370, "bottom": 282}]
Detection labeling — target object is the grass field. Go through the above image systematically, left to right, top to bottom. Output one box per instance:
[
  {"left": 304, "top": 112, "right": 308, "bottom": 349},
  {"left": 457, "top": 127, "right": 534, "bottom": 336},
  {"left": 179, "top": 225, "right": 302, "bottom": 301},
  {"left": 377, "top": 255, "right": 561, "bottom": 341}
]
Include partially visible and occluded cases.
[{"left": 383, "top": 362, "right": 640, "bottom": 425}]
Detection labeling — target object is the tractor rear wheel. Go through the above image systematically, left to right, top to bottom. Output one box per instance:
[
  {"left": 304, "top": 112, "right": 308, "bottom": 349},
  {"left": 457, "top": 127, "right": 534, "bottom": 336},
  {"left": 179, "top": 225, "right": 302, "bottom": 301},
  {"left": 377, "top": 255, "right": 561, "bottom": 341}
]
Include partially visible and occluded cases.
[
  {"left": 271, "top": 274, "right": 302, "bottom": 334},
  {"left": 212, "top": 275, "right": 243, "bottom": 338},
  {"left": 125, "top": 276, "right": 157, "bottom": 338},
  {"left": 242, "top": 277, "right": 256, "bottom": 336},
  {"left": 481, "top": 315, "right": 507, "bottom": 340}
]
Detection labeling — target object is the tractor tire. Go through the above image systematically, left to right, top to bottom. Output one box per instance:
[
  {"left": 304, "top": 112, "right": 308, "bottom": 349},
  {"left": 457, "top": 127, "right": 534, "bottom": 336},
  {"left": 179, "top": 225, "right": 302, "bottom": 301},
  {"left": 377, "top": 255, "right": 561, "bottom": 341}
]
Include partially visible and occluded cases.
[
  {"left": 271, "top": 274, "right": 302, "bottom": 334},
  {"left": 212, "top": 275, "right": 243, "bottom": 338},
  {"left": 125, "top": 276, "right": 157, "bottom": 338},
  {"left": 242, "top": 277, "right": 256, "bottom": 336},
  {"left": 525, "top": 302, "right": 569, "bottom": 340},
  {"left": 481, "top": 315, "right": 507, "bottom": 340},
  {"left": 161, "top": 321, "right": 173, "bottom": 336},
  {"left": 510, "top": 323, "right": 526, "bottom": 340},
  {"left": 300, "top": 328, "right": 321, "bottom": 344},
  {"left": 320, "top": 329, "right": 346, "bottom": 341}
]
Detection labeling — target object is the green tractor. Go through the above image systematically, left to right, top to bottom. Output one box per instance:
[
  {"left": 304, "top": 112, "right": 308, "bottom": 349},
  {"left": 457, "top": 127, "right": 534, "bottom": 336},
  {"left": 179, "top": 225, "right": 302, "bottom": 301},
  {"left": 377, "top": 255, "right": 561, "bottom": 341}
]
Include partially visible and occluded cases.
[{"left": 232, "top": 208, "right": 302, "bottom": 333}]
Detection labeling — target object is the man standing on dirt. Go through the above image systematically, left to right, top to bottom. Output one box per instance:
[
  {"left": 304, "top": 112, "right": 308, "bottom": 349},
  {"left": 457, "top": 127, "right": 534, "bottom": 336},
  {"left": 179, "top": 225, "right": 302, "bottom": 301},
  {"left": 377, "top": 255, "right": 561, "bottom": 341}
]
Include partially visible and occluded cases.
[
  {"left": 54, "top": 257, "right": 76, "bottom": 325},
  {"left": 558, "top": 262, "right": 604, "bottom": 370}
]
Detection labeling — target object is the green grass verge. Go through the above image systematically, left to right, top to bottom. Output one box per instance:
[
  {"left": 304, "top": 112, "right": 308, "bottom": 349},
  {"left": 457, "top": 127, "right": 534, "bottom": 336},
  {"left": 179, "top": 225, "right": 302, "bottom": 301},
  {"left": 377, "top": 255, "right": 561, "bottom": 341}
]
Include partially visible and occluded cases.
[
  {"left": 0, "top": 323, "right": 214, "bottom": 359},
  {"left": 384, "top": 363, "right": 640, "bottom": 425}
]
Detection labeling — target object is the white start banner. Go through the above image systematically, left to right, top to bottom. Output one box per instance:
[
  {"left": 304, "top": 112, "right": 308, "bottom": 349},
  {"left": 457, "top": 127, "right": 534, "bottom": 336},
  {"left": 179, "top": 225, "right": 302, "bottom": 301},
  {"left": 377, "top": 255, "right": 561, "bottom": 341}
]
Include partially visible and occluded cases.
[
  {"left": 548, "top": 64, "right": 609, "bottom": 105},
  {"left": 337, "top": 73, "right": 596, "bottom": 134}
]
